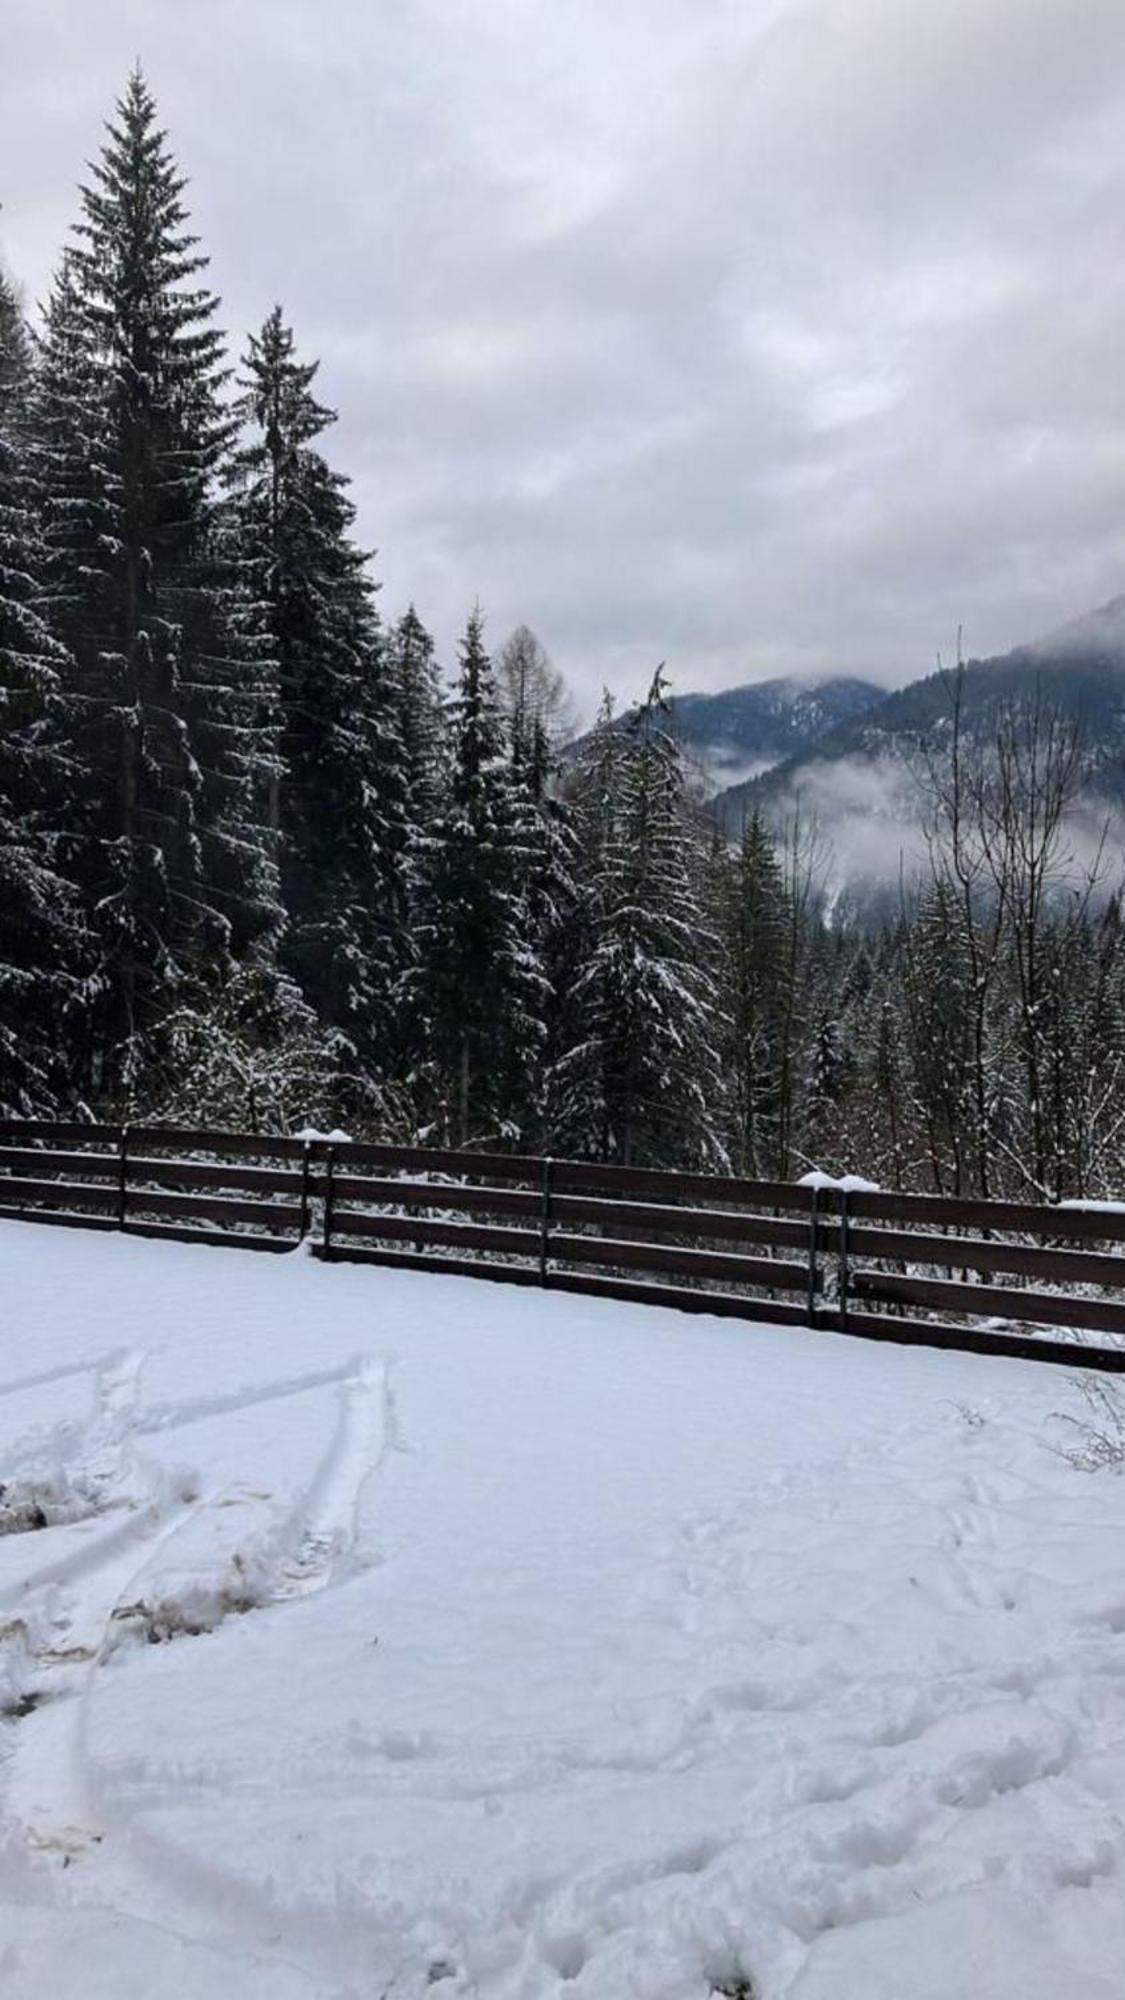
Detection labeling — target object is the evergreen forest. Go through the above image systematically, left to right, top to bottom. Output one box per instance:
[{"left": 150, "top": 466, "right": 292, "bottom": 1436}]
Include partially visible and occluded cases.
[{"left": 4, "top": 72, "right": 1125, "bottom": 1204}]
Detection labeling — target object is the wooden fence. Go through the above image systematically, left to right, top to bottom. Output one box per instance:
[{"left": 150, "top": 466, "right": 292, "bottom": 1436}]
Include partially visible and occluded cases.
[{"left": 2, "top": 1120, "right": 1125, "bottom": 1373}]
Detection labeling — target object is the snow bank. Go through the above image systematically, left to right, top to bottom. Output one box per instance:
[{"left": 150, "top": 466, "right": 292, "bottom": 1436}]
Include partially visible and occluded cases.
[{"left": 1, "top": 1222, "right": 1124, "bottom": 1998}]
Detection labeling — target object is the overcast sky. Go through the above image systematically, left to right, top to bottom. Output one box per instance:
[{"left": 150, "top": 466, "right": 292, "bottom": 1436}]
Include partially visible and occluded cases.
[{"left": 6, "top": 0, "right": 1125, "bottom": 717}]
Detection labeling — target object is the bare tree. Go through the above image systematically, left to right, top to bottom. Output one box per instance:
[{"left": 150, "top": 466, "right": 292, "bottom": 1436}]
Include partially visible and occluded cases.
[
  {"left": 494, "top": 625, "right": 575, "bottom": 753},
  {"left": 917, "top": 667, "right": 1113, "bottom": 1199},
  {"left": 978, "top": 693, "right": 1107, "bottom": 1197}
]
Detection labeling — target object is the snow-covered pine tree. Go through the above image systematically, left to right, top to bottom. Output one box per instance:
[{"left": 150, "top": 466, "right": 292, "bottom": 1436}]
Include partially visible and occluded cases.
[
  {"left": 33, "top": 69, "right": 282, "bottom": 1101},
  {"left": 0, "top": 270, "right": 91, "bottom": 1113},
  {"left": 230, "top": 305, "right": 409, "bottom": 1067},
  {"left": 386, "top": 602, "right": 448, "bottom": 1067},
  {"left": 390, "top": 604, "right": 447, "bottom": 833},
  {"left": 410, "top": 608, "right": 546, "bottom": 1144},
  {"left": 552, "top": 670, "right": 726, "bottom": 1169},
  {"left": 543, "top": 690, "right": 618, "bottom": 1152},
  {"left": 507, "top": 711, "right": 577, "bottom": 1146},
  {"left": 714, "top": 807, "right": 791, "bottom": 1176},
  {"left": 896, "top": 878, "right": 980, "bottom": 1195},
  {"left": 1046, "top": 894, "right": 1125, "bottom": 1198},
  {"left": 799, "top": 926, "right": 874, "bottom": 1174},
  {"left": 864, "top": 946, "right": 910, "bottom": 1190},
  {"left": 803, "top": 1007, "right": 848, "bottom": 1167}
]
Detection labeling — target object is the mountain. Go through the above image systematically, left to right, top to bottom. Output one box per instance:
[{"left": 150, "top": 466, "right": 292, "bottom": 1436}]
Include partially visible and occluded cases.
[
  {"left": 709, "top": 600, "right": 1125, "bottom": 876},
  {"left": 571, "top": 675, "right": 885, "bottom": 787},
  {"left": 662, "top": 675, "right": 885, "bottom": 786}
]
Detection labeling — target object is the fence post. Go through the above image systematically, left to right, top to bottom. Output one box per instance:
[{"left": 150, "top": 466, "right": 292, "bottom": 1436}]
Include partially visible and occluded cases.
[
  {"left": 117, "top": 1124, "right": 130, "bottom": 1232},
  {"left": 297, "top": 1141, "right": 312, "bottom": 1243},
  {"left": 322, "top": 1145, "right": 336, "bottom": 1261},
  {"left": 539, "top": 1156, "right": 553, "bottom": 1286},
  {"left": 806, "top": 1182, "right": 820, "bottom": 1326},
  {"left": 837, "top": 1185, "right": 850, "bottom": 1330}
]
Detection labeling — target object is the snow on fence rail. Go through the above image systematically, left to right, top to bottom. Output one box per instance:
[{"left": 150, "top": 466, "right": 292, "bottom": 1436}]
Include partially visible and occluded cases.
[{"left": 2, "top": 1119, "right": 1125, "bottom": 1373}]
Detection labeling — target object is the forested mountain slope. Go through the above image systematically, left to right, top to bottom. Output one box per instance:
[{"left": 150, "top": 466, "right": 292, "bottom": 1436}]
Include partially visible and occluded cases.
[{"left": 711, "top": 599, "right": 1125, "bottom": 850}]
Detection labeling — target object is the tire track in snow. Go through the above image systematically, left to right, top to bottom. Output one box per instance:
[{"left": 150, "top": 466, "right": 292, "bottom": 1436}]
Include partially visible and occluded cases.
[
  {"left": 0, "top": 1348, "right": 156, "bottom": 1600},
  {"left": 0, "top": 1355, "right": 118, "bottom": 1402},
  {"left": 19, "top": 1355, "right": 403, "bottom": 1991},
  {"left": 99, "top": 1355, "right": 399, "bottom": 1639},
  {"left": 275, "top": 1356, "right": 400, "bottom": 1598},
  {"left": 6, "top": 1357, "right": 396, "bottom": 1884},
  {"left": 0, "top": 1359, "right": 371, "bottom": 1613},
  {"left": 132, "top": 1359, "right": 363, "bottom": 1439},
  {"left": 0, "top": 1482, "right": 195, "bottom": 1620},
  {"left": 5, "top": 1485, "right": 216, "bottom": 1858}
]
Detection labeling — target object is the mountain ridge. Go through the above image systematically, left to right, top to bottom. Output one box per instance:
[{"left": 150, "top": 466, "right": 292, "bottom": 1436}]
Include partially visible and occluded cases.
[
  {"left": 708, "top": 599, "right": 1125, "bottom": 848},
  {"left": 570, "top": 672, "right": 886, "bottom": 789}
]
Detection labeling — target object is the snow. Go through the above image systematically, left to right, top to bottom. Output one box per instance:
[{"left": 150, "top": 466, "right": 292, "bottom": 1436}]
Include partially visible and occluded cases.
[
  {"left": 797, "top": 1170, "right": 881, "bottom": 1193},
  {"left": 2, "top": 1223, "right": 1125, "bottom": 1998}
]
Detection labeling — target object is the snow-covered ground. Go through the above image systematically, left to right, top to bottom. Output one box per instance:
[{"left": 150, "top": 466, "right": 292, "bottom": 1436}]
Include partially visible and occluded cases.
[{"left": 1, "top": 1224, "right": 1124, "bottom": 1998}]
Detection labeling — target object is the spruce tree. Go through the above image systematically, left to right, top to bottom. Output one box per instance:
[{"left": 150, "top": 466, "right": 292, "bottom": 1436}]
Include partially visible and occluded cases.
[
  {"left": 34, "top": 69, "right": 282, "bottom": 1100},
  {"left": 0, "top": 271, "right": 91, "bottom": 1112},
  {"left": 231, "top": 305, "right": 409, "bottom": 1066},
  {"left": 390, "top": 604, "right": 446, "bottom": 833},
  {"left": 411, "top": 608, "right": 545, "bottom": 1143},
  {"left": 552, "top": 671, "right": 725, "bottom": 1169},
  {"left": 507, "top": 712, "right": 576, "bottom": 1146},
  {"left": 714, "top": 809, "right": 791, "bottom": 1176},
  {"left": 897, "top": 880, "right": 979, "bottom": 1194}
]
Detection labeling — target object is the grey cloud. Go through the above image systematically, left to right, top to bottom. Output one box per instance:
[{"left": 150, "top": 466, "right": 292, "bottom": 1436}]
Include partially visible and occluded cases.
[{"left": 5, "top": 0, "right": 1125, "bottom": 719}]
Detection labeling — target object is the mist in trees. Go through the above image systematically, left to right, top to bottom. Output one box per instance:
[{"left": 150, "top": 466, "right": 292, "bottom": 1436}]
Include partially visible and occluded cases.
[{"left": 3, "top": 68, "right": 1125, "bottom": 1204}]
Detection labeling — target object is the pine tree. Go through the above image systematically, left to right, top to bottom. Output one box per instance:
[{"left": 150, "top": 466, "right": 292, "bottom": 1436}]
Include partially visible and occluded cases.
[
  {"left": 33, "top": 69, "right": 282, "bottom": 1100},
  {"left": 0, "top": 271, "right": 91, "bottom": 1112},
  {"left": 231, "top": 305, "right": 409, "bottom": 1066},
  {"left": 390, "top": 604, "right": 446, "bottom": 835},
  {"left": 410, "top": 608, "right": 545, "bottom": 1143},
  {"left": 552, "top": 671, "right": 725, "bottom": 1169},
  {"left": 545, "top": 691, "right": 618, "bottom": 1152},
  {"left": 507, "top": 713, "right": 577, "bottom": 1146},
  {"left": 714, "top": 808, "right": 791, "bottom": 1176},
  {"left": 896, "top": 880, "right": 979, "bottom": 1194},
  {"left": 1052, "top": 895, "right": 1125, "bottom": 1197},
  {"left": 799, "top": 927, "right": 873, "bottom": 1173},
  {"left": 865, "top": 947, "right": 910, "bottom": 1189},
  {"left": 804, "top": 1007, "right": 848, "bottom": 1165}
]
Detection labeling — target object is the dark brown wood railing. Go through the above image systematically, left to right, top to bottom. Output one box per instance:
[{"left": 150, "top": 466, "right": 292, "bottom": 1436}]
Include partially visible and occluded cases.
[{"left": 1, "top": 1120, "right": 1124, "bottom": 1373}]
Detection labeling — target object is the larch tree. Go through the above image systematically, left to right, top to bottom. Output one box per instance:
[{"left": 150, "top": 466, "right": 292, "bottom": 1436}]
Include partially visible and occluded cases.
[{"left": 494, "top": 624, "right": 573, "bottom": 757}]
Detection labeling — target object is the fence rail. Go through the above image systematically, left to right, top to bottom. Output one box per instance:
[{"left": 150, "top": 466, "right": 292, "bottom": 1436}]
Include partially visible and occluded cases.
[{"left": 2, "top": 1120, "right": 1125, "bottom": 1373}]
